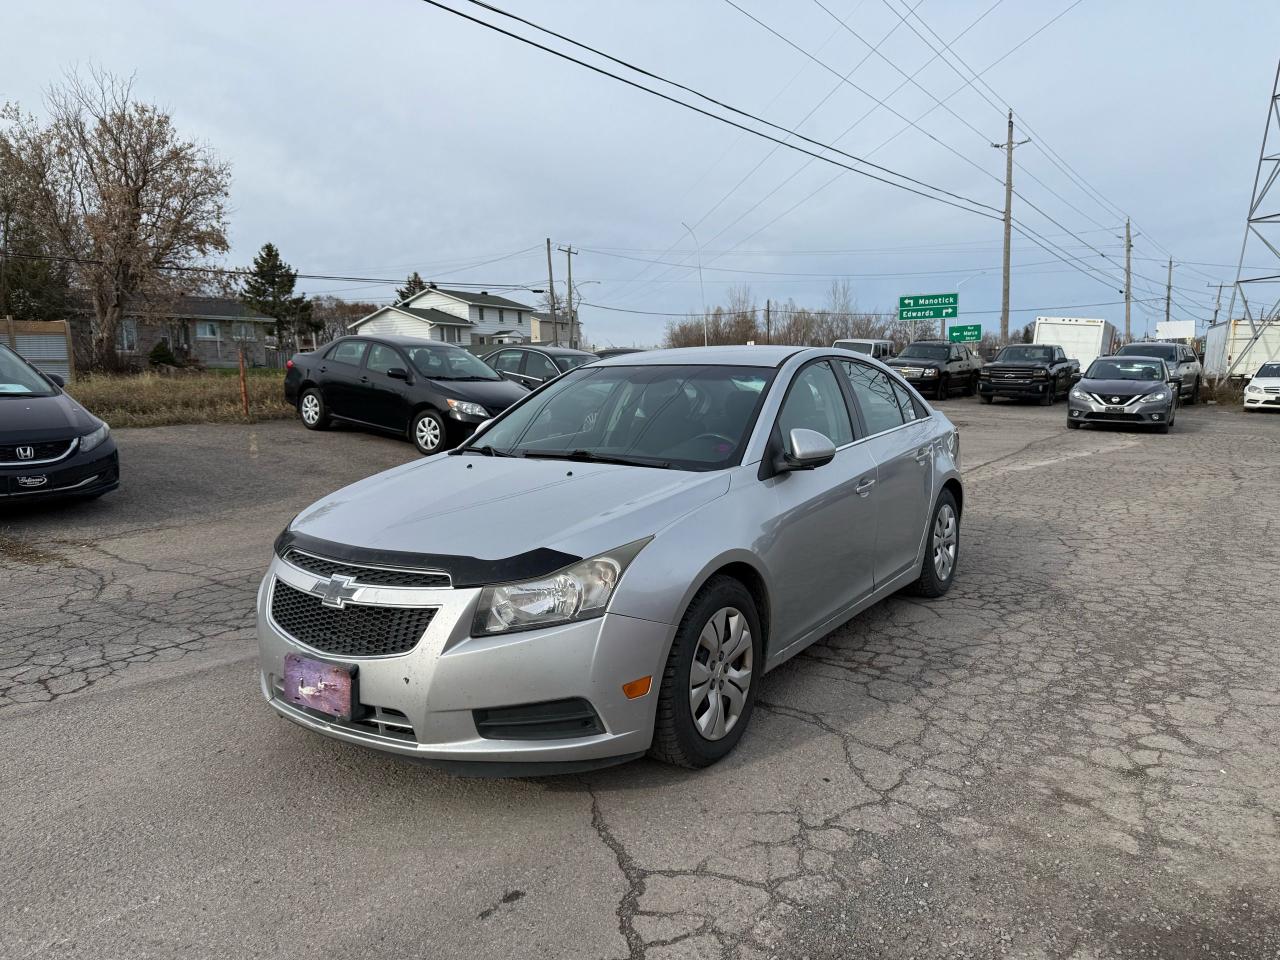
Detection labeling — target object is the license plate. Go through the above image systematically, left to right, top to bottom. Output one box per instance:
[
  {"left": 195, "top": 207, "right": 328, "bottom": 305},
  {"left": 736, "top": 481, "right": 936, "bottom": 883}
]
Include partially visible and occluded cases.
[
  {"left": 1105, "top": 405, "right": 1125, "bottom": 414},
  {"left": 282, "top": 654, "right": 355, "bottom": 720}
]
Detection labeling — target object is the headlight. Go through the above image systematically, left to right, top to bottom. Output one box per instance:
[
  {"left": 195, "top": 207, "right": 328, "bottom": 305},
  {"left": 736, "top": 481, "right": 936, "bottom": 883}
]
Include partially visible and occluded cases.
[
  {"left": 922, "top": 368, "right": 939, "bottom": 377},
  {"left": 1034, "top": 369, "right": 1048, "bottom": 378},
  {"left": 979, "top": 370, "right": 990, "bottom": 378},
  {"left": 1246, "top": 384, "right": 1263, "bottom": 394},
  {"left": 1070, "top": 390, "right": 1086, "bottom": 400},
  {"left": 1141, "top": 392, "right": 1167, "bottom": 402},
  {"left": 446, "top": 398, "right": 488, "bottom": 417},
  {"left": 80, "top": 422, "right": 110, "bottom": 452},
  {"left": 473, "top": 539, "right": 651, "bottom": 636}
]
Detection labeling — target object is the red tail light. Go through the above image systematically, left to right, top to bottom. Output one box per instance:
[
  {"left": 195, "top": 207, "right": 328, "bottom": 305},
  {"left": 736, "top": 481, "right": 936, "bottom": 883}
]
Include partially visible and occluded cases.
[{"left": 286, "top": 359, "right": 294, "bottom": 370}]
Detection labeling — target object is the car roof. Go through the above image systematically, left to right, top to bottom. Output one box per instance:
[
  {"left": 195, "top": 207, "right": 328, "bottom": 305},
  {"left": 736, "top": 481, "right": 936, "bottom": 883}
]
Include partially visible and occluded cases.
[
  {"left": 352, "top": 334, "right": 456, "bottom": 349},
  {"left": 498, "top": 345, "right": 595, "bottom": 357},
  {"left": 591, "top": 345, "right": 804, "bottom": 367},
  {"left": 1094, "top": 354, "right": 1167, "bottom": 363}
]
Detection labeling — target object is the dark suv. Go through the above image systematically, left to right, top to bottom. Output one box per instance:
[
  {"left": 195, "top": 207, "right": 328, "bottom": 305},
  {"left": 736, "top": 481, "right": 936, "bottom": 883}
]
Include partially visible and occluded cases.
[{"left": 886, "top": 340, "right": 983, "bottom": 400}]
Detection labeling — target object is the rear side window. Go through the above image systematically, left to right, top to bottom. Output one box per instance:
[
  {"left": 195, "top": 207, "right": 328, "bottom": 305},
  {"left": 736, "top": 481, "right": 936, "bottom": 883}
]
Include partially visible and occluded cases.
[
  {"left": 327, "top": 340, "right": 367, "bottom": 365},
  {"left": 490, "top": 350, "right": 523, "bottom": 374},
  {"left": 525, "top": 352, "right": 559, "bottom": 381},
  {"left": 839, "top": 360, "right": 907, "bottom": 435},
  {"left": 778, "top": 361, "right": 854, "bottom": 447},
  {"left": 888, "top": 378, "right": 923, "bottom": 422}
]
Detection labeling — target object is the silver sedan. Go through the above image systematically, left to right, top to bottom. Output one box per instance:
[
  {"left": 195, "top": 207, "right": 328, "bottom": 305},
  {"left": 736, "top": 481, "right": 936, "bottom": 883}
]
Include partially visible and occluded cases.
[{"left": 257, "top": 346, "right": 964, "bottom": 772}]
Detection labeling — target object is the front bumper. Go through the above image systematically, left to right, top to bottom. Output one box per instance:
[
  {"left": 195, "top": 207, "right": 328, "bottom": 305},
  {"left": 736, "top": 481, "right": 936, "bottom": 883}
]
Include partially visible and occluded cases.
[
  {"left": 978, "top": 376, "right": 1051, "bottom": 397},
  {"left": 1244, "top": 391, "right": 1280, "bottom": 409},
  {"left": 1066, "top": 396, "right": 1172, "bottom": 424},
  {"left": 0, "top": 444, "right": 119, "bottom": 501},
  {"left": 256, "top": 555, "right": 673, "bottom": 769}
]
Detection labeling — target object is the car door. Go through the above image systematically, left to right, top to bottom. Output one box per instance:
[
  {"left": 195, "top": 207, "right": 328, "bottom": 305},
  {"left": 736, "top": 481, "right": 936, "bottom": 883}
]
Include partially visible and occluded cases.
[
  {"left": 321, "top": 339, "right": 369, "bottom": 418},
  {"left": 363, "top": 342, "right": 412, "bottom": 430},
  {"left": 489, "top": 349, "right": 526, "bottom": 386},
  {"left": 522, "top": 350, "right": 560, "bottom": 386},
  {"left": 761, "top": 359, "right": 878, "bottom": 645},
  {"left": 838, "top": 360, "right": 935, "bottom": 585}
]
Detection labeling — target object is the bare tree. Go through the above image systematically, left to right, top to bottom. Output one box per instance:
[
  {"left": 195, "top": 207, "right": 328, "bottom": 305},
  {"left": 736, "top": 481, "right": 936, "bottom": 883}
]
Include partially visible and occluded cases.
[{"left": 2, "top": 69, "right": 230, "bottom": 368}]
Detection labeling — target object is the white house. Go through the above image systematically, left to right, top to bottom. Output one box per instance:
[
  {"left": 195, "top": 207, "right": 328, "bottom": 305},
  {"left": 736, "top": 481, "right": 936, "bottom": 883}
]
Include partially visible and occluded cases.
[{"left": 348, "top": 285, "right": 535, "bottom": 347}]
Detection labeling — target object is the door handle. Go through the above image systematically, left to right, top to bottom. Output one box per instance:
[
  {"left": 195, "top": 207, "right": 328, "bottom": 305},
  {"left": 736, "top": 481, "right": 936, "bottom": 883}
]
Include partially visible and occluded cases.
[
  {"left": 319, "top": 366, "right": 327, "bottom": 373},
  {"left": 359, "top": 376, "right": 369, "bottom": 383},
  {"left": 914, "top": 447, "right": 932, "bottom": 463},
  {"left": 855, "top": 477, "right": 876, "bottom": 497}
]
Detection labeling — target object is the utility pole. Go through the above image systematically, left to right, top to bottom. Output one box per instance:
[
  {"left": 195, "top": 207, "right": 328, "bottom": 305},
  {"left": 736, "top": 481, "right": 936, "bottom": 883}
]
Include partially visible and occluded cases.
[
  {"left": 992, "top": 110, "right": 1029, "bottom": 343},
  {"left": 1124, "top": 219, "right": 1132, "bottom": 342},
  {"left": 544, "top": 238, "right": 558, "bottom": 346},
  {"left": 558, "top": 244, "right": 578, "bottom": 348},
  {"left": 1165, "top": 257, "right": 1173, "bottom": 329},
  {"left": 764, "top": 299, "right": 771, "bottom": 344}
]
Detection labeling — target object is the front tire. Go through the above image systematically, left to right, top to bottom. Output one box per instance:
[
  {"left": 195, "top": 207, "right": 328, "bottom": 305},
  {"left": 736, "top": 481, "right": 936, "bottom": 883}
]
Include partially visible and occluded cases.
[
  {"left": 965, "top": 373, "right": 978, "bottom": 396},
  {"left": 934, "top": 375, "right": 949, "bottom": 401},
  {"left": 1187, "top": 378, "right": 1200, "bottom": 405},
  {"left": 1040, "top": 379, "right": 1056, "bottom": 405},
  {"left": 298, "top": 388, "right": 330, "bottom": 430},
  {"left": 410, "top": 409, "right": 447, "bottom": 455},
  {"left": 908, "top": 490, "right": 960, "bottom": 598},
  {"left": 649, "top": 577, "right": 762, "bottom": 769}
]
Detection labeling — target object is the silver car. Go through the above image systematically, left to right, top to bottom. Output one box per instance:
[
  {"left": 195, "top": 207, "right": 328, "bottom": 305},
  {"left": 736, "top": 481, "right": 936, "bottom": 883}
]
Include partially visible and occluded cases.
[
  {"left": 257, "top": 347, "right": 963, "bottom": 772},
  {"left": 1067, "top": 355, "right": 1178, "bottom": 433}
]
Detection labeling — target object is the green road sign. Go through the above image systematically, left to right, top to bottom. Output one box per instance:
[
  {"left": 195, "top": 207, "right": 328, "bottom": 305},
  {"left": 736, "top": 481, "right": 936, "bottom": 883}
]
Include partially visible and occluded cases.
[
  {"left": 898, "top": 292, "right": 958, "bottom": 322},
  {"left": 948, "top": 323, "right": 982, "bottom": 343}
]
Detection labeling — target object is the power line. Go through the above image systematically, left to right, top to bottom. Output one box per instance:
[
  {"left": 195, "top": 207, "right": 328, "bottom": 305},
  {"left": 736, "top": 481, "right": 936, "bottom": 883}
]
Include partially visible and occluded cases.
[
  {"left": 419, "top": 0, "right": 1002, "bottom": 220},
  {"left": 580, "top": 296, "right": 1166, "bottom": 318}
]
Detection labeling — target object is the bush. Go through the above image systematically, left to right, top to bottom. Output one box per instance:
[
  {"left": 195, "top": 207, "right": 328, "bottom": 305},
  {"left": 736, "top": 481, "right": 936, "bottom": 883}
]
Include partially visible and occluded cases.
[
  {"left": 148, "top": 340, "right": 178, "bottom": 367},
  {"left": 67, "top": 370, "right": 292, "bottom": 427}
]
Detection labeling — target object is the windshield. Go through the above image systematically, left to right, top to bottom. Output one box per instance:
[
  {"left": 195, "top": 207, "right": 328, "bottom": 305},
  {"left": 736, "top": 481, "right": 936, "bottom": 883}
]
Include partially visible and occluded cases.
[
  {"left": 835, "top": 341, "right": 873, "bottom": 355},
  {"left": 1118, "top": 343, "right": 1178, "bottom": 361},
  {"left": 898, "top": 344, "right": 948, "bottom": 361},
  {"left": 0, "top": 345, "right": 56, "bottom": 396},
  {"left": 406, "top": 345, "right": 500, "bottom": 381},
  {"left": 997, "top": 345, "right": 1053, "bottom": 362},
  {"left": 554, "top": 354, "right": 594, "bottom": 372},
  {"left": 1085, "top": 358, "right": 1166, "bottom": 381},
  {"left": 1255, "top": 363, "right": 1280, "bottom": 378},
  {"left": 474, "top": 364, "right": 774, "bottom": 470}
]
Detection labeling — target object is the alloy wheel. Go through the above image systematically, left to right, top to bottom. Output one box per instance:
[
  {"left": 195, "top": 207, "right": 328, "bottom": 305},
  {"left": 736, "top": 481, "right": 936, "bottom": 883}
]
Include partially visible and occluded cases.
[
  {"left": 300, "top": 393, "right": 320, "bottom": 424},
  {"left": 415, "top": 415, "right": 442, "bottom": 452},
  {"left": 932, "top": 503, "right": 958, "bottom": 581},
  {"left": 689, "top": 606, "right": 753, "bottom": 741}
]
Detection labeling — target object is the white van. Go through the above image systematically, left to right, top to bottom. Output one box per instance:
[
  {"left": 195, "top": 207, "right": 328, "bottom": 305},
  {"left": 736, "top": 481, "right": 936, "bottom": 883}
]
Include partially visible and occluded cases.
[{"left": 833, "top": 338, "right": 895, "bottom": 360}]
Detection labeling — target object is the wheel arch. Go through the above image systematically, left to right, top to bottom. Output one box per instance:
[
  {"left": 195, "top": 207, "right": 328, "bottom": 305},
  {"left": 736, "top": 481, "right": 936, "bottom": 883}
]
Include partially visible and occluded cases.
[
  {"left": 941, "top": 476, "right": 964, "bottom": 518},
  {"left": 682, "top": 557, "right": 773, "bottom": 663}
]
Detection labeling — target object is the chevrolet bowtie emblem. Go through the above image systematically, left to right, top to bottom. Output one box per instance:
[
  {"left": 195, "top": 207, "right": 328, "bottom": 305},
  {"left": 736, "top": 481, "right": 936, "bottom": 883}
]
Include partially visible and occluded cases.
[{"left": 316, "top": 574, "right": 359, "bottom": 608}]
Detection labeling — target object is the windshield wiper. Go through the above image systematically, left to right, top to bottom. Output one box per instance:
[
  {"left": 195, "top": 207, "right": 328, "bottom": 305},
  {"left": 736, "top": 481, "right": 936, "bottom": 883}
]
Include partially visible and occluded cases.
[
  {"left": 450, "top": 444, "right": 519, "bottom": 458},
  {"left": 521, "top": 449, "right": 671, "bottom": 469}
]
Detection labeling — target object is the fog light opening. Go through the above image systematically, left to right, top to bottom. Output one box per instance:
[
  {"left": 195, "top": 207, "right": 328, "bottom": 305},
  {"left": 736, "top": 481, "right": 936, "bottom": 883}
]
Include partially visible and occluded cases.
[{"left": 622, "top": 676, "right": 652, "bottom": 700}]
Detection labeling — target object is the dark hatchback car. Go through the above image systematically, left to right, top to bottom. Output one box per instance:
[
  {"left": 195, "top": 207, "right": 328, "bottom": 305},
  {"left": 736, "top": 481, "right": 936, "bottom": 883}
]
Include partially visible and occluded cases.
[
  {"left": 284, "top": 336, "right": 529, "bottom": 455},
  {"left": 0, "top": 344, "right": 118, "bottom": 503},
  {"left": 482, "top": 345, "right": 597, "bottom": 389}
]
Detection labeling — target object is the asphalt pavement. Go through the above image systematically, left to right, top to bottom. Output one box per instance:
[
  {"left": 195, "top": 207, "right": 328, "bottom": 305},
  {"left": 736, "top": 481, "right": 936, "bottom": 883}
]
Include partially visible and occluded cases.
[{"left": 2, "top": 402, "right": 1278, "bottom": 959}]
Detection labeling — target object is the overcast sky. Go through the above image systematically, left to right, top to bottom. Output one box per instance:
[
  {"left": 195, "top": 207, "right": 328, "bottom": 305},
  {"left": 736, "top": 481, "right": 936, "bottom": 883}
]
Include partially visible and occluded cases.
[{"left": 8, "top": 0, "right": 1279, "bottom": 346}]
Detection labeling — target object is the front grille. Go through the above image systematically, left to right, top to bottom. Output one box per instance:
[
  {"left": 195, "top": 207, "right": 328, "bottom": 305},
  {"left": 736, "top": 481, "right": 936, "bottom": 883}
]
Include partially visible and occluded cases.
[
  {"left": 991, "top": 366, "right": 1039, "bottom": 378},
  {"left": 1265, "top": 387, "right": 1280, "bottom": 394},
  {"left": 1091, "top": 393, "right": 1139, "bottom": 405},
  {"left": 0, "top": 438, "right": 75, "bottom": 464},
  {"left": 282, "top": 549, "right": 450, "bottom": 588},
  {"left": 270, "top": 579, "right": 436, "bottom": 657},
  {"left": 474, "top": 698, "right": 605, "bottom": 740}
]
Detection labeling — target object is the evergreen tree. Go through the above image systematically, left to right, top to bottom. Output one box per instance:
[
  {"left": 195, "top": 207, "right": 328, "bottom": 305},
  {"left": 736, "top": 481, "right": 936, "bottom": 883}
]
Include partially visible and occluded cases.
[
  {"left": 240, "top": 242, "right": 311, "bottom": 344},
  {"left": 396, "top": 271, "right": 427, "bottom": 303}
]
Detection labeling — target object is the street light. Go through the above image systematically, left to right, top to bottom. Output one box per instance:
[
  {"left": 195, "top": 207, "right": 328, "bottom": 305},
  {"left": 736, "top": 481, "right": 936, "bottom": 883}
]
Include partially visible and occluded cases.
[{"left": 681, "top": 221, "right": 708, "bottom": 346}]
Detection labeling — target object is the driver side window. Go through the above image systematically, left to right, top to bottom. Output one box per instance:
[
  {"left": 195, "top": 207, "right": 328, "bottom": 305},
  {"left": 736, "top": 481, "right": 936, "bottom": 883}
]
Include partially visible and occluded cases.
[{"left": 778, "top": 361, "right": 853, "bottom": 447}]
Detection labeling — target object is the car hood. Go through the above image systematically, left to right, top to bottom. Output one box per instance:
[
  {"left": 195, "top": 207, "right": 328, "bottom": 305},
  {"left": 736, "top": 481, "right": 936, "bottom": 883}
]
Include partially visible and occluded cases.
[
  {"left": 887, "top": 357, "right": 943, "bottom": 369},
  {"left": 1248, "top": 376, "right": 1280, "bottom": 388},
  {"left": 430, "top": 377, "right": 528, "bottom": 411},
  {"left": 1076, "top": 378, "right": 1168, "bottom": 396},
  {"left": 0, "top": 392, "right": 98, "bottom": 443},
  {"left": 291, "top": 455, "right": 731, "bottom": 571}
]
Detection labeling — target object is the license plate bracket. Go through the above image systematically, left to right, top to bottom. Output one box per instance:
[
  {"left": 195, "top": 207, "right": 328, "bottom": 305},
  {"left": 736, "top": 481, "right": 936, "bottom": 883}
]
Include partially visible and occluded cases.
[
  {"left": 1105, "top": 405, "right": 1126, "bottom": 414},
  {"left": 282, "top": 653, "right": 358, "bottom": 721}
]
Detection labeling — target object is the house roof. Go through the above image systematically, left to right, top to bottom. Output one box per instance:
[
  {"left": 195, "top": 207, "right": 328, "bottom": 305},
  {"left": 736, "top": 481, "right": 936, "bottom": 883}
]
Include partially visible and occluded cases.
[
  {"left": 410, "top": 287, "right": 533, "bottom": 311},
  {"left": 71, "top": 294, "right": 275, "bottom": 323},
  {"left": 391, "top": 306, "right": 473, "bottom": 326},
  {"left": 531, "top": 311, "right": 568, "bottom": 323}
]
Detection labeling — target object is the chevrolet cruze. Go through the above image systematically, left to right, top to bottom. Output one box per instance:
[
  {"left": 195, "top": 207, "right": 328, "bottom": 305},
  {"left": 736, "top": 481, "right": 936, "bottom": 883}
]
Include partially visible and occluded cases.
[{"left": 257, "top": 346, "right": 963, "bottom": 773}]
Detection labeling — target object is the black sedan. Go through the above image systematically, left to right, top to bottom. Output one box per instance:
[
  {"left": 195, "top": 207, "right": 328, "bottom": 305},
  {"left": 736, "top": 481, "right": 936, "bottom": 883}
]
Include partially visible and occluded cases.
[
  {"left": 284, "top": 336, "right": 529, "bottom": 455},
  {"left": 0, "top": 344, "right": 119, "bottom": 503},
  {"left": 482, "top": 345, "right": 597, "bottom": 388}
]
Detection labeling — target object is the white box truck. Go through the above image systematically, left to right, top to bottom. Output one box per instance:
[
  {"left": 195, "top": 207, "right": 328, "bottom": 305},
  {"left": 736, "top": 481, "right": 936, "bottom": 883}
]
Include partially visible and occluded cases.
[
  {"left": 1033, "top": 317, "right": 1116, "bottom": 371},
  {"left": 1204, "top": 318, "right": 1280, "bottom": 380}
]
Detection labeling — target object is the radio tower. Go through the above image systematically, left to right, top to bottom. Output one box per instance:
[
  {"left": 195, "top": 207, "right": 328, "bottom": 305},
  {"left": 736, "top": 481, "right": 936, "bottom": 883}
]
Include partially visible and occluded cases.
[{"left": 1218, "top": 60, "right": 1280, "bottom": 381}]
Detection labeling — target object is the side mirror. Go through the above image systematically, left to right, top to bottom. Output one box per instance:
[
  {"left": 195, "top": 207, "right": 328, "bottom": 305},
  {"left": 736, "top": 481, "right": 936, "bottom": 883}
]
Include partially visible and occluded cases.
[
  {"left": 387, "top": 367, "right": 409, "bottom": 381},
  {"left": 1070, "top": 372, "right": 1082, "bottom": 382},
  {"left": 47, "top": 373, "right": 66, "bottom": 388},
  {"left": 475, "top": 418, "right": 494, "bottom": 434},
  {"left": 781, "top": 428, "right": 836, "bottom": 472}
]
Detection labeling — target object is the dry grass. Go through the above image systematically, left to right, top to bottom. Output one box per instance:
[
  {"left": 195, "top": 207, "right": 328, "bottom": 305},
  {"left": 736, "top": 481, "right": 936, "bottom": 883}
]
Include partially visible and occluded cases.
[{"left": 66, "top": 369, "right": 294, "bottom": 428}]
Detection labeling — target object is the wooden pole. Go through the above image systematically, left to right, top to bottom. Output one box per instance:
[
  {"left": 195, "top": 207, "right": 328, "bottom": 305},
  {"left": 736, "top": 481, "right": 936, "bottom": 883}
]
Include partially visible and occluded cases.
[{"left": 238, "top": 347, "right": 249, "bottom": 419}]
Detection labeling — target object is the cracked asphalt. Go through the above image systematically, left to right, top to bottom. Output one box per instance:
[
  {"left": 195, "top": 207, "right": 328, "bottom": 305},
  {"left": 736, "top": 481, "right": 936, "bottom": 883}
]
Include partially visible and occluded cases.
[{"left": 3, "top": 404, "right": 1279, "bottom": 959}]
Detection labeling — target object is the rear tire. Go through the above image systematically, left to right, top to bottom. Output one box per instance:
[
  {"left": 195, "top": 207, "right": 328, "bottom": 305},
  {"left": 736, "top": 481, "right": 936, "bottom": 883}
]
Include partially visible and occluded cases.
[
  {"left": 298, "top": 388, "right": 330, "bottom": 430},
  {"left": 410, "top": 409, "right": 447, "bottom": 456},
  {"left": 908, "top": 490, "right": 960, "bottom": 598},
  {"left": 649, "top": 576, "right": 762, "bottom": 769}
]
